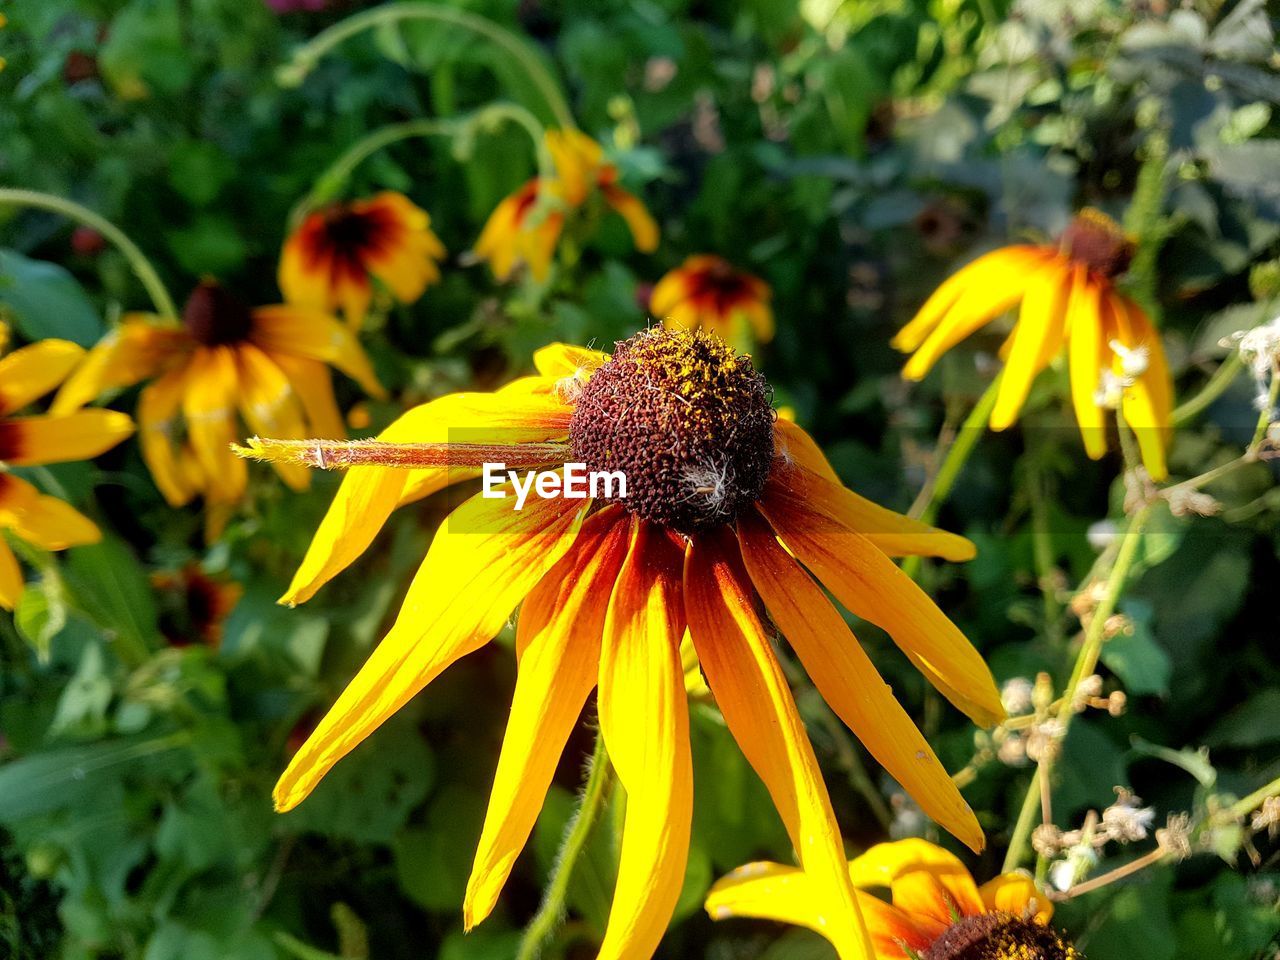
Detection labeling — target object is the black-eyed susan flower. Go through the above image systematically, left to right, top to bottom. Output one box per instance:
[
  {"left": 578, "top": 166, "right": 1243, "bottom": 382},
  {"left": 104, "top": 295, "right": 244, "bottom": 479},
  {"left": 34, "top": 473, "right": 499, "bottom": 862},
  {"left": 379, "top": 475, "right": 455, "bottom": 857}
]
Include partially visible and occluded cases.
[
  {"left": 474, "top": 128, "right": 658, "bottom": 282},
  {"left": 279, "top": 191, "right": 446, "bottom": 329},
  {"left": 894, "top": 209, "right": 1173, "bottom": 479},
  {"left": 651, "top": 255, "right": 774, "bottom": 344},
  {"left": 52, "top": 280, "right": 383, "bottom": 533},
  {"left": 243, "top": 327, "right": 1003, "bottom": 960},
  {"left": 0, "top": 339, "right": 134, "bottom": 608},
  {"left": 152, "top": 563, "right": 242, "bottom": 649},
  {"left": 707, "top": 838, "right": 1078, "bottom": 960}
]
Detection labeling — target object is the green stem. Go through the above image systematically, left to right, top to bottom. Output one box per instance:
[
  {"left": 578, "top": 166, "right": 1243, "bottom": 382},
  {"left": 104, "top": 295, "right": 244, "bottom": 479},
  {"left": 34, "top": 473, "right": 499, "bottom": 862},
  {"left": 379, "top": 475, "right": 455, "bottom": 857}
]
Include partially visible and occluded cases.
[
  {"left": 278, "top": 2, "right": 576, "bottom": 130},
  {"left": 292, "top": 104, "right": 551, "bottom": 227},
  {"left": 0, "top": 188, "right": 178, "bottom": 320},
  {"left": 1171, "top": 352, "right": 1243, "bottom": 426},
  {"left": 1249, "top": 362, "right": 1279, "bottom": 448},
  {"left": 902, "top": 373, "right": 1001, "bottom": 579},
  {"left": 1003, "top": 503, "right": 1154, "bottom": 872},
  {"left": 516, "top": 732, "right": 612, "bottom": 960},
  {"left": 1227, "top": 774, "right": 1280, "bottom": 821}
]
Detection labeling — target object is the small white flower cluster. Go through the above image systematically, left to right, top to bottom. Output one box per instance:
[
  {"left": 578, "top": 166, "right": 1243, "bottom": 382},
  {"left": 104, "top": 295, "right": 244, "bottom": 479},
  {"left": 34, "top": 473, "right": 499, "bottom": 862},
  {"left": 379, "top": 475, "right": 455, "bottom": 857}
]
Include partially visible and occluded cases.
[
  {"left": 1227, "top": 313, "right": 1280, "bottom": 417},
  {"left": 1093, "top": 339, "right": 1151, "bottom": 409},
  {"left": 1036, "top": 789, "right": 1159, "bottom": 891}
]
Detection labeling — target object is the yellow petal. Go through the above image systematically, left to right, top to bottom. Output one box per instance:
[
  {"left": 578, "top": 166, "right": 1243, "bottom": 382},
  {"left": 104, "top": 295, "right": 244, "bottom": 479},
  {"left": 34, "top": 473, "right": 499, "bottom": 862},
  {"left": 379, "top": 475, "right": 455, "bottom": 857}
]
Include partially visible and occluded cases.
[
  {"left": 545, "top": 129, "right": 603, "bottom": 206},
  {"left": 602, "top": 184, "right": 660, "bottom": 252},
  {"left": 892, "top": 247, "right": 1048, "bottom": 354},
  {"left": 901, "top": 251, "right": 1058, "bottom": 382},
  {"left": 989, "top": 265, "right": 1071, "bottom": 431},
  {"left": 1066, "top": 270, "right": 1108, "bottom": 460},
  {"left": 1111, "top": 297, "right": 1172, "bottom": 481},
  {"left": 249, "top": 306, "right": 385, "bottom": 399},
  {"left": 50, "top": 318, "right": 189, "bottom": 414},
  {"left": 0, "top": 340, "right": 85, "bottom": 415},
  {"left": 532, "top": 342, "right": 609, "bottom": 380},
  {"left": 234, "top": 343, "right": 311, "bottom": 491},
  {"left": 181, "top": 347, "right": 246, "bottom": 505},
  {"left": 269, "top": 353, "right": 347, "bottom": 440},
  {"left": 138, "top": 367, "right": 199, "bottom": 507},
  {"left": 282, "top": 390, "right": 573, "bottom": 605},
  {"left": 0, "top": 410, "right": 134, "bottom": 467},
  {"left": 768, "top": 459, "right": 975, "bottom": 562},
  {"left": 0, "top": 473, "right": 101, "bottom": 550},
  {"left": 757, "top": 485, "right": 1003, "bottom": 728},
  {"left": 274, "top": 491, "right": 588, "bottom": 812},
  {"left": 464, "top": 506, "right": 630, "bottom": 928},
  {"left": 737, "top": 508, "right": 983, "bottom": 852},
  {"left": 597, "top": 519, "right": 693, "bottom": 960},
  {"left": 685, "top": 528, "right": 874, "bottom": 960},
  {"left": 0, "top": 536, "right": 22, "bottom": 610},
  {"left": 848, "top": 839, "right": 984, "bottom": 927},
  {"left": 705, "top": 862, "right": 932, "bottom": 958},
  {"left": 978, "top": 872, "right": 1053, "bottom": 923}
]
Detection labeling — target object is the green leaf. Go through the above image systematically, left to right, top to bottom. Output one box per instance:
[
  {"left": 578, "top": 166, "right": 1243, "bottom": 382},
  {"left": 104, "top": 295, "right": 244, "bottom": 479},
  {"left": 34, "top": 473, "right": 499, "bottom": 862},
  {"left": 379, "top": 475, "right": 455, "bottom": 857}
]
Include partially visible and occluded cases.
[
  {"left": 99, "top": 0, "right": 195, "bottom": 98},
  {"left": 165, "top": 216, "right": 249, "bottom": 275},
  {"left": 0, "top": 248, "right": 105, "bottom": 346},
  {"left": 64, "top": 537, "right": 160, "bottom": 661},
  {"left": 13, "top": 576, "right": 69, "bottom": 662},
  {"left": 1101, "top": 599, "right": 1172, "bottom": 696},
  {"left": 1204, "top": 689, "right": 1280, "bottom": 748},
  {"left": 1129, "top": 738, "right": 1217, "bottom": 789},
  {"left": 439, "top": 928, "right": 522, "bottom": 960}
]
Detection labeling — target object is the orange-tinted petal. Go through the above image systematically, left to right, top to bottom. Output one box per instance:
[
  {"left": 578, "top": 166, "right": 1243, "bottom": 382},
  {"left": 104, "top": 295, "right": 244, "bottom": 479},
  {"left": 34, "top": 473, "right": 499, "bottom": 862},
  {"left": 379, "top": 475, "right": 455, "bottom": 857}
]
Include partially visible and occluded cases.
[
  {"left": 989, "top": 264, "right": 1071, "bottom": 431},
  {"left": 1066, "top": 270, "right": 1109, "bottom": 461},
  {"left": 249, "top": 306, "right": 385, "bottom": 399},
  {"left": 51, "top": 317, "right": 189, "bottom": 414},
  {"left": 234, "top": 343, "right": 311, "bottom": 491},
  {"left": 181, "top": 346, "right": 245, "bottom": 505},
  {"left": 137, "top": 366, "right": 199, "bottom": 507},
  {"left": 0, "top": 410, "right": 134, "bottom": 467},
  {"left": 0, "top": 473, "right": 101, "bottom": 551},
  {"left": 758, "top": 485, "right": 1003, "bottom": 728},
  {"left": 464, "top": 506, "right": 630, "bottom": 928},
  {"left": 737, "top": 508, "right": 983, "bottom": 852},
  {"left": 597, "top": 519, "right": 692, "bottom": 960},
  {"left": 686, "top": 529, "right": 874, "bottom": 960},
  {"left": 0, "top": 537, "right": 22, "bottom": 610},
  {"left": 848, "top": 839, "right": 984, "bottom": 931},
  {"left": 978, "top": 872, "right": 1053, "bottom": 923}
]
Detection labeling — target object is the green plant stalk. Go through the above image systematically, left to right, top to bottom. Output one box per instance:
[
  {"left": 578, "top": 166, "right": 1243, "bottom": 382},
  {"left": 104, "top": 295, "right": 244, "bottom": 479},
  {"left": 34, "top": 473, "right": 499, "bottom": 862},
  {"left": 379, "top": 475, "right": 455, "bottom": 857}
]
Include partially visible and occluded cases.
[
  {"left": 278, "top": 2, "right": 576, "bottom": 130},
  {"left": 293, "top": 103, "right": 552, "bottom": 227},
  {"left": 1122, "top": 128, "right": 1170, "bottom": 318},
  {"left": 0, "top": 188, "right": 178, "bottom": 320},
  {"left": 1171, "top": 352, "right": 1243, "bottom": 426},
  {"left": 1249, "top": 363, "right": 1279, "bottom": 448},
  {"left": 902, "top": 373, "right": 1001, "bottom": 579},
  {"left": 1003, "top": 502, "right": 1154, "bottom": 873},
  {"left": 516, "top": 732, "right": 612, "bottom": 960},
  {"left": 1227, "top": 774, "right": 1280, "bottom": 821}
]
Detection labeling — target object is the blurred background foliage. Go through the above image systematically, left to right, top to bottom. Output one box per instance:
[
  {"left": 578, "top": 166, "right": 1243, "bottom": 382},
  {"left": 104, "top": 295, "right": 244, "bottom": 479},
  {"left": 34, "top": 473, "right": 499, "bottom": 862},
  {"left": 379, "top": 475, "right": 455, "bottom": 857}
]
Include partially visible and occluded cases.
[{"left": 1, "top": 0, "right": 1279, "bottom": 958}]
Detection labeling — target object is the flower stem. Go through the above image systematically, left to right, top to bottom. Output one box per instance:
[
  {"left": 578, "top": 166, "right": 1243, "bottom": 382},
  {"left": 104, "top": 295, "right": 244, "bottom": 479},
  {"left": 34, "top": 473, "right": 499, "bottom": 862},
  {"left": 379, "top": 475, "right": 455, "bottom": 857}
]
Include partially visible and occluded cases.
[
  {"left": 278, "top": 2, "right": 576, "bottom": 130},
  {"left": 292, "top": 103, "right": 551, "bottom": 227},
  {"left": 0, "top": 188, "right": 178, "bottom": 321},
  {"left": 1171, "top": 351, "right": 1243, "bottom": 426},
  {"left": 1249, "top": 360, "right": 1279, "bottom": 448},
  {"left": 902, "top": 372, "right": 1001, "bottom": 579},
  {"left": 1003, "top": 503, "right": 1154, "bottom": 872},
  {"left": 516, "top": 732, "right": 612, "bottom": 960},
  {"left": 1227, "top": 774, "right": 1280, "bottom": 821}
]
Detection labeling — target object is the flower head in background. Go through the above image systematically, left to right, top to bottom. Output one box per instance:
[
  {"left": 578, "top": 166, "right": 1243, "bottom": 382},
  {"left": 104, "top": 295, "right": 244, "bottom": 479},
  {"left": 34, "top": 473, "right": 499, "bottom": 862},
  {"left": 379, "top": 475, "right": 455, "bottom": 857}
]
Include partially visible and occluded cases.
[
  {"left": 474, "top": 129, "right": 658, "bottom": 282},
  {"left": 279, "top": 192, "right": 446, "bottom": 329},
  {"left": 894, "top": 208, "right": 1173, "bottom": 479},
  {"left": 651, "top": 255, "right": 773, "bottom": 345},
  {"left": 52, "top": 280, "right": 383, "bottom": 535},
  {"left": 250, "top": 328, "right": 1002, "bottom": 960},
  {"left": 0, "top": 340, "right": 135, "bottom": 608},
  {"left": 152, "top": 563, "right": 242, "bottom": 648},
  {"left": 707, "top": 838, "right": 1078, "bottom": 960}
]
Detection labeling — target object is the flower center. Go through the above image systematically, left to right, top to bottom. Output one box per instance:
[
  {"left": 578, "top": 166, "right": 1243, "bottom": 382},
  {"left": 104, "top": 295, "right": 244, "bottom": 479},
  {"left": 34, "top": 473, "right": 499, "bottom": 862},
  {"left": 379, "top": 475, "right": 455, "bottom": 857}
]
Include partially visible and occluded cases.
[
  {"left": 322, "top": 205, "right": 383, "bottom": 256},
  {"left": 1058, "top": 209, "right": 1134, "bottom": 280},
  {"left": 182, "top": 280, "right": 254, "bottom": 347},
  {"left": 568, "top": 328, "right": 775, "bottom": 532},
  {"left": 924, "top": 913, "right": 1082, "bottom": 960}
]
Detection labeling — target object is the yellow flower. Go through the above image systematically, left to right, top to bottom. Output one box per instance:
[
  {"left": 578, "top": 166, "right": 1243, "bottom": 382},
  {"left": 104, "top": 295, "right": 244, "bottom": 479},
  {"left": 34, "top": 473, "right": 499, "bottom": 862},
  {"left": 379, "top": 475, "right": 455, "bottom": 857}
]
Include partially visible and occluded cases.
[
  {"left": 474, "top": 128, "right": 659, "bottom": 282},
  {"left": 278, "top": 191, "right": 446, "bottom": 329},
  {"left": 894, "top": 209, "right": 1174, "bottom": 479},
  {"left": 651, "top": 254, "right": 774, "bottom": 343},
  {"left": 52, "top": 280, "right": 384, "bottom": 532},
  {"left": 264, "top": 328, "right": 1002, "bottom": 960},
  {"left": 0, "top": 340, "right": 135, "bottom": 608},
  {"left": 707, "top": 838, "right": 1078, "bottom": 960}
]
